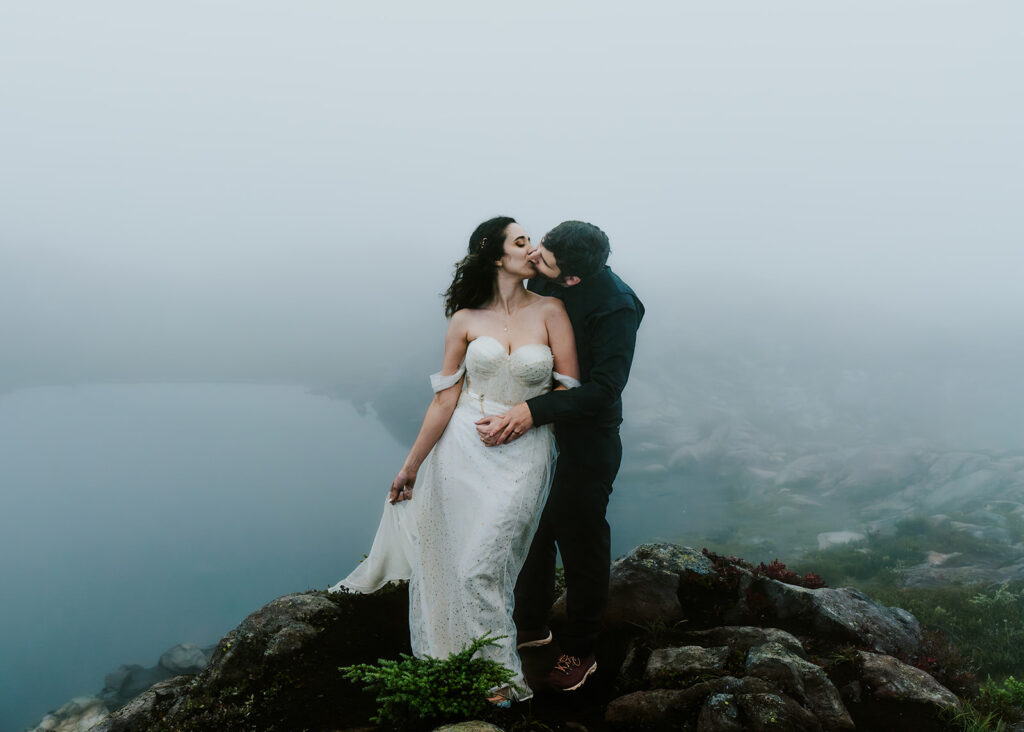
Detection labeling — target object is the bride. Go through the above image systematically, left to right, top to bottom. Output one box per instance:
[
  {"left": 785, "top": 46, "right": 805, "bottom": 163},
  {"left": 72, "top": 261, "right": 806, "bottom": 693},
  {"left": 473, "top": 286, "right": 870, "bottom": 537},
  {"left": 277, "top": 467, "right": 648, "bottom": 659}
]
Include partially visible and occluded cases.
[{"left": 329, "top": 216, "right": 580, "bottom": 701}]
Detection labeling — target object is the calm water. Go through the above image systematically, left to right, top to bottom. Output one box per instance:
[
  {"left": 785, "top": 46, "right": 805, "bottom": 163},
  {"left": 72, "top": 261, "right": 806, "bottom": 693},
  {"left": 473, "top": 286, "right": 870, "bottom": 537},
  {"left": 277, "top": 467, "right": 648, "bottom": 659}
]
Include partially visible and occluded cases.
[
  {"left": 0, "top": 382, "right": 703, "bottom": 731},
  {"left": 0, "top": 383, "right": 407, "bottom": 731}
]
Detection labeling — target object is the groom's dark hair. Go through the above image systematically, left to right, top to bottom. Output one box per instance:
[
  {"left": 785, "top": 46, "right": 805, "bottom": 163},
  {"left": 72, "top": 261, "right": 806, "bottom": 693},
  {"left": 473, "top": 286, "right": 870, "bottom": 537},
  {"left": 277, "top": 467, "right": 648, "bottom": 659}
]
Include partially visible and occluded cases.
[{"left": 543, "top": 221, "right": 610, "bottom": 279}]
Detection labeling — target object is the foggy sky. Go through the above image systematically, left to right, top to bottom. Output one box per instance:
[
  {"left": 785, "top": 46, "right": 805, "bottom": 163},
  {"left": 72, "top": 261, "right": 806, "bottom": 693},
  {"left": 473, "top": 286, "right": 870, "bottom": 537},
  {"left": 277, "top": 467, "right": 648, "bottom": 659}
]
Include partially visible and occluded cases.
[{"left": 2, "top": 1, "right": 1022, "bottom": 400}]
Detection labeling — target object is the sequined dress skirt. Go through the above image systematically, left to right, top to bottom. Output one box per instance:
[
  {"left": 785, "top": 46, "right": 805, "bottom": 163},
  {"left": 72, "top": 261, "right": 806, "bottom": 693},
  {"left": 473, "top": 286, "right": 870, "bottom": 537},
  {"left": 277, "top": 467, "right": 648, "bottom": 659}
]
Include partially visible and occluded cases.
[{"left": 330, "top": 389, "right": 556, "bottom": 700}]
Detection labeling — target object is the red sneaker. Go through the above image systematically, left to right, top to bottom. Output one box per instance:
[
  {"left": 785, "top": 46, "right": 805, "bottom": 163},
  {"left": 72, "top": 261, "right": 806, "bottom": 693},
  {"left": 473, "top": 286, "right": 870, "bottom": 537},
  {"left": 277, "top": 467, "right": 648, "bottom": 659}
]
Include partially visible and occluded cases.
[
  {"left": 516, "top": 626, "right": 553, "bottom": 649},
  {"left": 547, "top": 654, "right": 597, "bottom": 691}
]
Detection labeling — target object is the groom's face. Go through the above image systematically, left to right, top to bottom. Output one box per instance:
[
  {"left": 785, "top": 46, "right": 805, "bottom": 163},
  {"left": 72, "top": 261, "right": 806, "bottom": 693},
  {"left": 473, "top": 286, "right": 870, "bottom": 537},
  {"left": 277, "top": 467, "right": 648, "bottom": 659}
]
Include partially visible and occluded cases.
[
  {"left": 528, "top": 239, "right": 562, "bottom": 282},
  {"left": 528, "top": 239, "right": 581, "bottom": 287}
]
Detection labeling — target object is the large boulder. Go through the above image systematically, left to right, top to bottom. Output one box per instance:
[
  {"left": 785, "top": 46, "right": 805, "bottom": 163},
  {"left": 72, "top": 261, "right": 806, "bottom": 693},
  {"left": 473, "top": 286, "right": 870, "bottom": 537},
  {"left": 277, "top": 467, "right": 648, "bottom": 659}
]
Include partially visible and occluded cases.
[
  {"left": 588, "top": 543, "right": 924, "bottom": 658},
  {"left": 595, "top": 543, "right": 713, "bottom": 629},
  {"left": 740, "top": 578, "right": 922, "bottom": 656},
  {"left": 93, "top": 585, "right": 410, "bottom": 731},
  {"left": 204, "top": 592, "right": 344, "bottom": 691},
  {"left": 681, "top": 626, "right": 806, "bottom": 659},
  {"left": 97, "top": 642, "right": 214, "bottom": 709},
  {"left": 158, "top": 642, "right": 210, "bottom": 674},
  {"left": 745, "top": 642, "right": 853, "bottom": 731},
  {"left": 644, "top": 645, "right": 730, "bottom": 686},
  {"left": 856, "top": 651, "right": 960, "bottom": 709},
  {"left": 99, "top": 664, "right": 171, "bottom": 707},
  {"left": 606, "top": 676, "right": 778, "bottom": 730},
  {"left": 93, "top": 677, "right": 192, "bottom": 732},
  {"left": 605, "top": 688, "right": 691, "bottom": 730},
  {"left": 696, "top": 692, "right": 744, "bottom": 731},
  {"left": 699, "top": 692, "right": 822, "bottom": 732},
  {"left": 30, "top": 696, "right": 108, "bottom": 732}
]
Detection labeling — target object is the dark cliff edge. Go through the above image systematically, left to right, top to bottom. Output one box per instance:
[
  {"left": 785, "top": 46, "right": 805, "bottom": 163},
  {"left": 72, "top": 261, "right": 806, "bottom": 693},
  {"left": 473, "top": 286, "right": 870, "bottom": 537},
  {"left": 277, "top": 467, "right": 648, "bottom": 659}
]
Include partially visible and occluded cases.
[{"left": 34, "top": 544, "right": 998, "bottom": 731}]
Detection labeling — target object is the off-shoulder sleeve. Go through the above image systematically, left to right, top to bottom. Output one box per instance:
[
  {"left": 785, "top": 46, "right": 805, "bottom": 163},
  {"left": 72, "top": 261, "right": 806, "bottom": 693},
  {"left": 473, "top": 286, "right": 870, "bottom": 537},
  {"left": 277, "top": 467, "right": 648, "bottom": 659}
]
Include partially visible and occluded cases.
[
  {"left": 429, "top": 364, "right": 465, "bottom": 393},
  {"left": 553, "top": 371, "right": 581, "bottom": 389}
]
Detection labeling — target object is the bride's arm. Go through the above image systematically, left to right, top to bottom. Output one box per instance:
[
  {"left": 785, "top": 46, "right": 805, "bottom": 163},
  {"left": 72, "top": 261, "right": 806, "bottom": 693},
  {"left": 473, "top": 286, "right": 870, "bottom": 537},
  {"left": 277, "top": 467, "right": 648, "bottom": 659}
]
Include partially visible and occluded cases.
[{"left": 390, "top": 312, "right": 470, "bottom": 503}]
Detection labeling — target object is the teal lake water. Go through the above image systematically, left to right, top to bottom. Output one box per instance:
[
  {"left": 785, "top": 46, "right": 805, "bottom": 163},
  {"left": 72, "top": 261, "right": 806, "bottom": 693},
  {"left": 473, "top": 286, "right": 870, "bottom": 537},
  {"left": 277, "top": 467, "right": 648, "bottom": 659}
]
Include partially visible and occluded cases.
[{"left": 0, "top": 383, "right": 697, "bottom": 731}]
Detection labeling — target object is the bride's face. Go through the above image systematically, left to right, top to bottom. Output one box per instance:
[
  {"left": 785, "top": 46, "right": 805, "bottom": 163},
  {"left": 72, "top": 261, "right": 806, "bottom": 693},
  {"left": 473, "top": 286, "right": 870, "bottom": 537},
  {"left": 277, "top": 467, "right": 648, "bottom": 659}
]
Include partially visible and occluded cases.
[{"left": 496, "top": 223, "right": 536, "bottom": 278}]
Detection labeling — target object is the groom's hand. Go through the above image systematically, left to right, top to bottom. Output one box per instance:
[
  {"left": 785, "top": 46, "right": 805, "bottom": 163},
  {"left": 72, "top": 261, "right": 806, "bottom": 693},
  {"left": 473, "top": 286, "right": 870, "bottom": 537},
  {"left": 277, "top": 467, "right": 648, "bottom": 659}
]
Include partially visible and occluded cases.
[
  {"left": 490, "top": 403, "right": 534, "bottom": 445},
  {"left": 475, "top": 415, "right": 507, "bottom": 446}
]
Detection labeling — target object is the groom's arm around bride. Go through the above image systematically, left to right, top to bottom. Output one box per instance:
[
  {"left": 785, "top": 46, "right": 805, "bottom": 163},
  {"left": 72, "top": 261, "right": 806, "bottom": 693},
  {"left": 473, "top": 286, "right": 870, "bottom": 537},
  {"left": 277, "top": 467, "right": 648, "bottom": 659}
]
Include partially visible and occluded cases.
[
  {"left": 477, "top": 220, "right": 644, "bottom": 692},
  {"left": 478, "top": 223, "right": 643, "bottom": 445}
]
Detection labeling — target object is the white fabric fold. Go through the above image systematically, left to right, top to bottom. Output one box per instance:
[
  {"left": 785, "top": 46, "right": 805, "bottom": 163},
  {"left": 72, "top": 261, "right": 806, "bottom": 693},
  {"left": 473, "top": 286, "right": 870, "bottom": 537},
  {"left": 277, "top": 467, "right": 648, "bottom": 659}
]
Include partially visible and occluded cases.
[
  {"left": 329, "top": 337, "right": 561, "bottom": 702},
  {"left": 429, "top": 364, "right": 465, "bottom": 393},
  {"left": 553, "top": 371, "right": 582, "bottom": 389}
]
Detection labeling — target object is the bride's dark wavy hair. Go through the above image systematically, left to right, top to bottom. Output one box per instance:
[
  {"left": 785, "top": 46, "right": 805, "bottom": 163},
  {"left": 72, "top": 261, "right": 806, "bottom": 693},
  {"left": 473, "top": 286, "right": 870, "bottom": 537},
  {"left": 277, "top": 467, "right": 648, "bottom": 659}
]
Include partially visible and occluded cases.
[{"left": 443, "top": 216, "right": 516, "bottom": 317}]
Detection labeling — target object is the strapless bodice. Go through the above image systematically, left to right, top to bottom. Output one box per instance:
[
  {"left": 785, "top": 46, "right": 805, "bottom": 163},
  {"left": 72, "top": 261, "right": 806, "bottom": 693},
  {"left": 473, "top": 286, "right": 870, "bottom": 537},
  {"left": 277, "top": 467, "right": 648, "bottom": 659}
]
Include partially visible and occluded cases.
[{"left": 463, "top": 336, "right": 554, "bottom": 406}]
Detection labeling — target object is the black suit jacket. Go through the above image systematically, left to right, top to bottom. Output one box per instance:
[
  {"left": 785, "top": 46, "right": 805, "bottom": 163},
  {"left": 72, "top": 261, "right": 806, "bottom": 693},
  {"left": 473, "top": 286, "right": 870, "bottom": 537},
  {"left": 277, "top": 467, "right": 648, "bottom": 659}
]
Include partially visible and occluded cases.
[{"left": 526, "top": 266, "right": 644, "bottom": 430}]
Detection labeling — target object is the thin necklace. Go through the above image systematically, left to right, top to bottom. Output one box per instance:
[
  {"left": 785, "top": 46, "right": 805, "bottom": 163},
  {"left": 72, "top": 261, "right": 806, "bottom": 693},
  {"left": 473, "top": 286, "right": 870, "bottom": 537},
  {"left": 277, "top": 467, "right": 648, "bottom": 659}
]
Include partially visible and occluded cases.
[{"left": 494, "top": 300, "right": 523, "bottom": 334}]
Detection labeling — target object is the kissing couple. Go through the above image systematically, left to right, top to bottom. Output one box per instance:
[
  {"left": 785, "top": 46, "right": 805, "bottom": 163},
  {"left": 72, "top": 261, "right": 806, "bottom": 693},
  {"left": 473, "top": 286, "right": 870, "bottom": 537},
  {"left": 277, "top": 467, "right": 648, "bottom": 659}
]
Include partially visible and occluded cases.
[{"left": 330, "top": 217, "right": 644, "bottom": 704}]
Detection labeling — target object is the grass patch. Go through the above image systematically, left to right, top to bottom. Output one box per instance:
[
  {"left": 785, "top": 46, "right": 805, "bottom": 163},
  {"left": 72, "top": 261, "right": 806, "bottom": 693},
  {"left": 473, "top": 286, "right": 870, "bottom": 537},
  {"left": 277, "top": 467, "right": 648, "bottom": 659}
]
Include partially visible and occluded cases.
[{"left": 799, "top": 516, "right": 1004, "bottom": 586}]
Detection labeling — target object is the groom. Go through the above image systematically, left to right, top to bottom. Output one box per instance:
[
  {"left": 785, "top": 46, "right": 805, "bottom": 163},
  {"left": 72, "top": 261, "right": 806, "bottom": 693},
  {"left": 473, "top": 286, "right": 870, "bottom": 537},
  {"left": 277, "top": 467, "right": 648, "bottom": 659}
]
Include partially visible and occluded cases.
[{"left": 477, "top": 220, "right": 644, "bottom": 691}]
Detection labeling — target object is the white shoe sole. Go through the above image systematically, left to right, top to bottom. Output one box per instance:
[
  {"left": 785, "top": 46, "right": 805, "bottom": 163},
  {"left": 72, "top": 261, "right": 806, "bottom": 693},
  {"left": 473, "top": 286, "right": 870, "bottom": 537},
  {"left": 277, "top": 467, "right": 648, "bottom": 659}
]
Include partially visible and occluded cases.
[
  {"left": 516, "top": 629, "right": 553, "bottom": 649},
  {"left": 561, "top": 661, "right": 597, "bottom": 692}
]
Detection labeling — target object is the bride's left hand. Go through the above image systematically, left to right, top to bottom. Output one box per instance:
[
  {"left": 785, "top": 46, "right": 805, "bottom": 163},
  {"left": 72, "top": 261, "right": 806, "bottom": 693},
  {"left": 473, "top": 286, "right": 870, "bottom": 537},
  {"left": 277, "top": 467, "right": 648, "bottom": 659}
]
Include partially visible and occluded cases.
[
  {"left": 478, "top": 403, "right": 534, "bottom": 446},
  {"left": 475, "top": 415, "right": 507, "bottom": 446},
  {"left": 390, "top": 467, "right": 417, "bottom": 503}
]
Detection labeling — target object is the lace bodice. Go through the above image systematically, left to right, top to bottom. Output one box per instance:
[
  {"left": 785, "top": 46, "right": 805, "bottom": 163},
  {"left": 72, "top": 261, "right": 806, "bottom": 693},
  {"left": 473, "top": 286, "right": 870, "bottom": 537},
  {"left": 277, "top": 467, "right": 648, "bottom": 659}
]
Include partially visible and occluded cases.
[{"left": 464, "top": 336, "right": 554, "bottom": 406}]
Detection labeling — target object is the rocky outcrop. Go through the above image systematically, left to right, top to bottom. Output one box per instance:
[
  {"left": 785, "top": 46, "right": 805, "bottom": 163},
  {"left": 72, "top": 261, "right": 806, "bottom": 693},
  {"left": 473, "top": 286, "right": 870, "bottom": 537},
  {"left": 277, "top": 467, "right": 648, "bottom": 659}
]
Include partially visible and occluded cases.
[
  {"left": 33, "top": 543, "right": 971, "bottom": 731},
  {"left": 570, "top": 543, "right": 712, "bottom": 628},
  {"left": 598, "top": 543, "right": 923, "bottom": 657},
  {"left": 601, "top": 544, "right": 957, "bottom": 732},
  {"left": 740, "top": 580, "right": 922, "bottom": 656},
  {"left": 89, "top": 583, "right": 410, "bottom": 731},
  {"left": 744, "top": 642, "right": 853, "bottom": 730},
  {"left": 29, "top": 643, "right": 214, "bottom": 732},
  {"left": 98, "top": 643, "right": 212, "bottom": 710},
  {"left": 158, "top": 643, "right": 209, "bottom": 674},
  {"left": 645, "top": 645, "right": 730, "bottom": 685},
  {"left": 856, "top": 651, "right": 960, "bottom": 709},
  {"left": 92, "top": 677, "right": 194, "bottom": 732},
  {"left": 31, "top": 697, "right": 108, "bottom": 732}
]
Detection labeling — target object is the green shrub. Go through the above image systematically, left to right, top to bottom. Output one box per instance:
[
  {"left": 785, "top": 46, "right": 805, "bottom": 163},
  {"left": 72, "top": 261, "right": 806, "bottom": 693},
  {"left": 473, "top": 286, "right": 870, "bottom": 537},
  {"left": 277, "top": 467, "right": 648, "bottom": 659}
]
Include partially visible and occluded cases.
[
  {"left": 868, "top": 583, "right": 1024, "bottom": 677},
  {"left": 340, "top": 633, "right": 517, "bottom": 726},
  {"left": 977, "top": 675, "right": 1024, "bottom": 721}
]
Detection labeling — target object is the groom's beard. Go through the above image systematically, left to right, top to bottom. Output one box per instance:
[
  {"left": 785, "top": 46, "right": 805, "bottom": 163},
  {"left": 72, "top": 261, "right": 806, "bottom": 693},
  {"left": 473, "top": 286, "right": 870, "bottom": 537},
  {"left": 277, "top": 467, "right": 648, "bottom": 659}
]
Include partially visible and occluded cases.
[{"left": 530, "top": 273, "right": 573, "bottom": 288}]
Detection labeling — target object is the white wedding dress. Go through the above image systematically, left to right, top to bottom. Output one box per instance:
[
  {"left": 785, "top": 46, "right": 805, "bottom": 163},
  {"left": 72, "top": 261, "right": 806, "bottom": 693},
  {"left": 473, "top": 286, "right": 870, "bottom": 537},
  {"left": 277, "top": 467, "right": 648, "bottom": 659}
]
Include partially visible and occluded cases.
[{"left": 329, "top": 336, "right": 578, "bottom": 700}]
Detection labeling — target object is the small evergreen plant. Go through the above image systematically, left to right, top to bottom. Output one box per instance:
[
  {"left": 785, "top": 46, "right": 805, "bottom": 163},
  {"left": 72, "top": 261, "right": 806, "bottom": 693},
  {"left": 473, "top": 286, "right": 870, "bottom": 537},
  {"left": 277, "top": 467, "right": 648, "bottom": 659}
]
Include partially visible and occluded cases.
[{"left": 339, "top": 633, "right": 517, "bottom": 725}]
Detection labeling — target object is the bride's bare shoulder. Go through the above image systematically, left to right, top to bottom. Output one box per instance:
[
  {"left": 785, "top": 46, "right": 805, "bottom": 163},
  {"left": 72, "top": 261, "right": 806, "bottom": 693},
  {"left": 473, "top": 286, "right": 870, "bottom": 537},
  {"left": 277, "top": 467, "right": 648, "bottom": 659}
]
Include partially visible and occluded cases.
[
  {"left": 531, "top": 293, "right": 568, "bottom": 318},
  {"left": 450, "top": 306, "right": 487, "bottom": 323},
  {"left": 448, "top": 307, "right": 488, "bottom": 335}
]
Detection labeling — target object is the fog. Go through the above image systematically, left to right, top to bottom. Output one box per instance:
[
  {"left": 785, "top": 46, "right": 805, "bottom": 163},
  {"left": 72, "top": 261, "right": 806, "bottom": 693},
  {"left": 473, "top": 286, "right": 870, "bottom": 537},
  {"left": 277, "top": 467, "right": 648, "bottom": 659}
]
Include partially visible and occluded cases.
[
  {"left": 3, "top": 1, "right": 1021, "bottom": 398},
  {"left": 2, "top": 2, "right": 1023, "bottom": 729}
]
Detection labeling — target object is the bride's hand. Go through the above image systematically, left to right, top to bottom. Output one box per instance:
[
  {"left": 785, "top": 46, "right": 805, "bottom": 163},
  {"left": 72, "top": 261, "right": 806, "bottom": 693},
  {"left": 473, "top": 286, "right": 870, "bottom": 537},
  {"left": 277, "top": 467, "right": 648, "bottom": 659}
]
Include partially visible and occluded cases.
[
  {"left": 489, "top": 403, "right": 534, "bottom": 445},
  {"left": 475, "top": 415, "right": 508, "bottom": 446},
  {"left": 390, "top": 467, "right": 417, "bottom": 504}
]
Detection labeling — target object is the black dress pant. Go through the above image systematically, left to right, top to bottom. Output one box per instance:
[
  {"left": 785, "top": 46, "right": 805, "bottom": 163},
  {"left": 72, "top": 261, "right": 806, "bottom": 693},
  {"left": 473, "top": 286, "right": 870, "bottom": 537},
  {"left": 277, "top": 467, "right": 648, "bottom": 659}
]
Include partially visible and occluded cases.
[{"left": 514, "top": 426, "right": 622, "bottom": 657}]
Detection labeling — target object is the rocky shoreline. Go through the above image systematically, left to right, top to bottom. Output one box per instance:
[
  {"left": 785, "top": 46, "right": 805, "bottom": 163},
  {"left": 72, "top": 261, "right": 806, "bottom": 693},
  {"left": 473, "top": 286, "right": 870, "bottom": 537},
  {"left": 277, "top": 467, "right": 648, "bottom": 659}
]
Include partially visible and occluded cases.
[
  {"left": 32, "top": 542, "right": 1017, "bottom": 731},
  {"left": 31, "top": 644, "right": 214, "bottom": 732}
]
